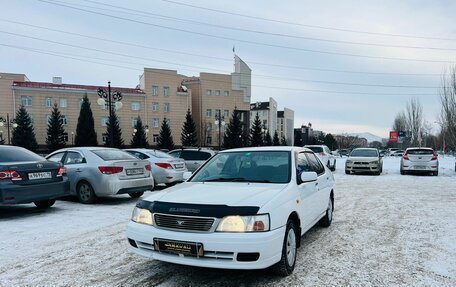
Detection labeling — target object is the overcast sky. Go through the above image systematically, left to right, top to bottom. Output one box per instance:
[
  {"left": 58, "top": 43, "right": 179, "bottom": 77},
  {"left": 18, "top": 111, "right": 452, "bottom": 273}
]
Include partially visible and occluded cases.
[{"left": 2, "top": 0, "right": 455, "bottom": 137}]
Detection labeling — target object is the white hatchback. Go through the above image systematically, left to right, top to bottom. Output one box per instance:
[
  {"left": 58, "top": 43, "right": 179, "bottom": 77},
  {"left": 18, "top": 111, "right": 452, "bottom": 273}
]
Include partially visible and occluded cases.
[
  {"left": 126, "top": 147, "right": 335, "bottom": 276},
  {"left": 400, "top": 147, "right": 439, "bottom": 176}
]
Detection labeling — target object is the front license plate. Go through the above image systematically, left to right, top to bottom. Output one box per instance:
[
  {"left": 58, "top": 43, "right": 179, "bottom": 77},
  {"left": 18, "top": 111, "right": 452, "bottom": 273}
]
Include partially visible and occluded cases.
[
  {"left": 126, "top": 168, "right": 144, "bottom": 175},
  {"left": 28, "top": 172, "right": 52, "bottom": 180},
  {"left": 154, "top": 238, "right": 204, "bottom": 257}
]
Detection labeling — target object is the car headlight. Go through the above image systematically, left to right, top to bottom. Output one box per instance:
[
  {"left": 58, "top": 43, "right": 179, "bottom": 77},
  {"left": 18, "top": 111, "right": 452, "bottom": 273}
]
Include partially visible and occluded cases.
[
  {"left": 346, "top": 160, "right": 352, "bottom": 164},
  {"left": 371, "top": 161, "right": 379, "bottom": 165},
  {"left": 131, "top": 207, "right": 153, "bottom": 225},
  {"left": 216, "top": 214, "right": 270, "bottom": 232}
]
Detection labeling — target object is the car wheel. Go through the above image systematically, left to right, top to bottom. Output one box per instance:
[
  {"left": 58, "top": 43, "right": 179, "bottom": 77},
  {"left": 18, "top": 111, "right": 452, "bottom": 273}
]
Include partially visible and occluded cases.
[
  {"left": 331, "top": 160, "right": 336, "bottom": 171},
  {"left": 345, "top": 169, "right": 350, "bottom": 174},
  {"left": 400, "top": 169, "right": 405, "bottom": 175},
  {"left": 433, "top": 171, "right": 439, "bottom": 176},
  {"left": 77, "top": 181, "right": 97, "bottom": 204},
  {"left": 165, "top": 182, "right": 177, "bottom": 187},
  {"left": 128, "top": 192, "right": 144, "bottom": 198},
  {"left": 319, "top": 196, "right": 333, "bottom": 227},
  {"left": 34, "top": 199, "right": 56, "bottom": 209},
  {"left": 272, "top": 219, "right": 297, "bottom": 276}
]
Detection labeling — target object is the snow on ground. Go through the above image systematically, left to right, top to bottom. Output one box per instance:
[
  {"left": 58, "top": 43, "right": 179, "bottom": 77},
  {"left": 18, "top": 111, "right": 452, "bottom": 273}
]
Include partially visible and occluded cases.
[{"left": 1, "top": 157, "right": 455, "bottom": 287}]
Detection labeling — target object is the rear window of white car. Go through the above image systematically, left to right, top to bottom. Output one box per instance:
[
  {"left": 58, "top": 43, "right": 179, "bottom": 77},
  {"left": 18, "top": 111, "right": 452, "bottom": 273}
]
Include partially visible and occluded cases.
[
  {"left": 307, "top": 146, "right": 323, "bottom": 153},
  {"left": 92, "top": 149, "right": 136, "bottom": 161},
  {"left": 408, "top": 149, "right": 433, "bottom": 155}
]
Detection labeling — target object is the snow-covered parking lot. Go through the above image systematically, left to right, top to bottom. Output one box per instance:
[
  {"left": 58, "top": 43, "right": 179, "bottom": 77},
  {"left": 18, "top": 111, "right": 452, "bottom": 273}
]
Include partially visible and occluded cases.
[{"left": 1, "top": 157, "right": 456, "bottom": 287}]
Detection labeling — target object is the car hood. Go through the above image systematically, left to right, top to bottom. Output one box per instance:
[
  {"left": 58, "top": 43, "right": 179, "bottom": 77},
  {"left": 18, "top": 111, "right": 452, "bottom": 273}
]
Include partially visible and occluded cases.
[
  {"left": 347, "top": 156, "right": 379, "bottom": 161},
  {"left": 143, "top": 182, "right": 288, "bottom": 207}
]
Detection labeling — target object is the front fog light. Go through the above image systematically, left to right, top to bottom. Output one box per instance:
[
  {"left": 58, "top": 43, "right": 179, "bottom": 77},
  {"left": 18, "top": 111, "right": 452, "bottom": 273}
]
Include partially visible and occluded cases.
[
  {"left": 131, "top": 207, "right": 153, "bottom": 225},
  {"left": 216, "top": 214, "right": 270, "bottom": 232}
]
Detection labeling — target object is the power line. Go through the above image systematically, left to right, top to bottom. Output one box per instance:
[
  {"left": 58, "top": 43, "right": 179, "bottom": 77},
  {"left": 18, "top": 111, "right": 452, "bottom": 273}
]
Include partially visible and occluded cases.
[
  {"left": 36, "top": 0, "right": 455, "bottom": 64},
  {"left": 161, "top": 0, "right": 456, "bottom": 42},
  {"left": 0, "top": 18, "right": 442, "bottom": 77},
  {"left": 0, "top": 31, "right": 441, "bottom": 88},
  {"left": 0, "top": 43, "right": 437, "bottom": 96}
]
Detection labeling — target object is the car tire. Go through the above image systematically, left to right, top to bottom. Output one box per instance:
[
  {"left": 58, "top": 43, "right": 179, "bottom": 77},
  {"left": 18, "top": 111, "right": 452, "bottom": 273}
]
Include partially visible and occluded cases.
[
  {"left": 331, "top": 160, "right": 336, "bottom": 171},
  {"left": 345, "top": 169, "right": 350, "bottom": 174},
  {"left": 400, "top": 169, "right": 405, "bottom": 175},
  {"left": 433, "top": 171, "right": 439, "bottom": 176},
  {"left": 77, "top": 181, "right": 97, "bottom": 204},
  {"left": 165, "top": 182, "right": 177, "bottom": 187},
  {"left": 128, "top": 192, "right": 144, "bottom": 198},
  {"left": 319, "top": 196, "right": 333, "bottom": 227},
  {"left": 34, "top": 199, "right": 56, "bottom": 209},
  {"left": 272, "top": 219, "right": 297, "bottom": 276}
]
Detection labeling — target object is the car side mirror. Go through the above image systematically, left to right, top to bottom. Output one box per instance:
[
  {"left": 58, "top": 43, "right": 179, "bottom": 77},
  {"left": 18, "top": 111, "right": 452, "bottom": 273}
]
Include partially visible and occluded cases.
[
  {"left": 183, "top": 171, "right": 192, "bottom": 181},
  {"left": 300, "top": 171, "right": 318, "bottom": 183}
]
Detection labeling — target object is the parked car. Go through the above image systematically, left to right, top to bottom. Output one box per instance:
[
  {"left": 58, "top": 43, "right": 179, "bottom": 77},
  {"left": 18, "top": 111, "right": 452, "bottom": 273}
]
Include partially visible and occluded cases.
[
  {"left": 304, "top": 145, "right": 336, "bottom": 171},
  {"left": 0, "top": 146, "right": 69, "bottom": 208},
  {"left": 126, "top": 146, "right": 335, "bottom": 276},
  {"left": 46, "top": 147, "right": 153, "bottom": 203},
  {"left": 400, "top": 147, "right": 439, "bottom": 176},
  {"left": 168, "top": 148, "right": 216, "bottom": 172},
  {"left": 345, "top": 148, "right": 383, "bottom": 175},
  {"left": 387, "top": 148, "right": 399, "bottom": 155},
  {"left": 125, "top": 149, "right": 187, "bottom": 186},
  {"left": 336, "top": 149, "right": 351, "bottom": 157},
  {"left": 390, "top": 150, "right": 405, "bottom": 157}
]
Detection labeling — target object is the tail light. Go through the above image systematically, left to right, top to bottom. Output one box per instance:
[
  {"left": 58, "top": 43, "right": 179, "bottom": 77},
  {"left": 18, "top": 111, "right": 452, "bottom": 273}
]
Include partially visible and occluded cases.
[
  {"left": 403, "top": 152, "right": 409, "bottom": 160},
  {"left": 432, "top": 153, "right": 438, "bottom": 161},
  {"left": 155, "top": 163, "right": 173, "bottom": 169},
  {"left": 145, "top": 164, "right": 152, "bottom": 171},
  {"left": 56, "top": 166, "right": 67, "bottom": 177},
  {"left": 98, "top": 166, "right": 123, "bottom": 174},
  {"left": 0, "top": 170, "right": 22, "bottom": 181}
]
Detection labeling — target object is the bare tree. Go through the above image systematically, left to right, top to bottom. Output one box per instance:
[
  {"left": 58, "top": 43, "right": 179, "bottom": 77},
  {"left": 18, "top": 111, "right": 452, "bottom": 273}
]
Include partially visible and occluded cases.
[
  {"left": 440, "top": 67, "right": 456, "bottom": 150},
  {"left": 405, "top": 97, "right": 424, "bottom": 146},
  {"left": 392, "top": 111, "right": 407, "bottom": 132}
]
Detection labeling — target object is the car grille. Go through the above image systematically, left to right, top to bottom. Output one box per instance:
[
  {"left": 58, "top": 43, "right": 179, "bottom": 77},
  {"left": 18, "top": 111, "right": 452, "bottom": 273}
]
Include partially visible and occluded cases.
[
  {"left": 354, "top": 162, "right": 370, "bottom": 165},
  {"left": 154, "top": 213, "right": 215, "bottom": 232}
]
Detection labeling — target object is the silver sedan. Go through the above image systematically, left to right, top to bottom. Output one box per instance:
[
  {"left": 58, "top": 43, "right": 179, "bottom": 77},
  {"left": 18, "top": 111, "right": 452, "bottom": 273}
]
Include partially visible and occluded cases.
[
  {"left": 46, "top": 147, "right": 154, "bottom": 203},
  {"left": 124, "top": 149, "right": 187, "bottom": 186}
]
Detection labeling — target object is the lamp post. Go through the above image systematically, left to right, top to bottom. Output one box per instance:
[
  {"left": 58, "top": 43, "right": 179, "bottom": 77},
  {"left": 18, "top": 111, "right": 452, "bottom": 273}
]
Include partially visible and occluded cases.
[
  {"left": 97, "top": 81, "right": 122, "bottom": 147},
  {"left": 214, "top": 112, "right": 225, "bottom": 150},
  {"left": 0, "top": 113, "right": 18, "bottom": 145},
  {"left": 435, "top": 121, "right": 445, "bottom": 156},
  {"left": 71, "top": 131, "right": 74, "bottom": 146}
]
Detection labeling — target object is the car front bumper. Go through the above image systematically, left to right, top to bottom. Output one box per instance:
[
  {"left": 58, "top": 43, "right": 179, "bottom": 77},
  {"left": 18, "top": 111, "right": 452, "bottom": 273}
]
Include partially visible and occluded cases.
[
  {"left": 346, "top": 163, "right": 381, "bottom": 173},
  {"left": 0, "top": 178, "right": 70, "bottom": 204},
  {"left": 126, "top": 221, "right": 285, "bottom": 270}
]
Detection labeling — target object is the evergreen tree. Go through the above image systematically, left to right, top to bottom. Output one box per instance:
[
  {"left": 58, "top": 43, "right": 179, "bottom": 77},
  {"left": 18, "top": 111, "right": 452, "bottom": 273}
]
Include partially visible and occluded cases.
[
  {"left": 75, "top": 94, "right": 98, "bottom": 146},
  {"left": 46, "top": 103, "right": 66, "bottom": 152},
  {"left": 11, "top": 105, "right": 38, "bottom": 151},
  {"left": 105, "top": 108, "right": 124, "bottom": 148},
  {"left": 223, "top": 108, "right": 244, "bottom": 149},
  {"left": 181, "top": 109, "right": 197, "bottom": 147},
  {"left": 249, "top": 112, "right": 264, "bottom": 147},
  {"left": 130, "top": 116, "right": 148, "bottom": 148},
  {"left": 157, "top": 118, "right": 175, "bottom": 150},
  {"left": 264, "top": 130, "right": 273, "bottom": 146},
  {"left": 272, "top": 131, "right": 280, "bottom": 146},
  {"left": 0, "top": 132, "right": 4, "bottom": 145},
  {"left": 324, "top": 133, "right": 338, "bottom": 150},
  {"left": 281, "top": 136, "right": 288, "bottom": 146}
]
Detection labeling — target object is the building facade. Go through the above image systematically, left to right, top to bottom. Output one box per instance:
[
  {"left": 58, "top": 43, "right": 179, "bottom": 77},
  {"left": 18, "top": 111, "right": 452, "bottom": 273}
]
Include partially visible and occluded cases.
[
  {"left": 249, "top": 97, "right": 278, "bottom": 136},
  {"left": 277, "top": 107, "right": 294, "bottom": 145}
]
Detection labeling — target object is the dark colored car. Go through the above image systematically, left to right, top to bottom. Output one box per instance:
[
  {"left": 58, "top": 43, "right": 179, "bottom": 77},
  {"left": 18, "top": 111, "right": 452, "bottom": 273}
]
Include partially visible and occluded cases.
[{"left": 0, "top": 146, "right": 70, "bottom": 208}]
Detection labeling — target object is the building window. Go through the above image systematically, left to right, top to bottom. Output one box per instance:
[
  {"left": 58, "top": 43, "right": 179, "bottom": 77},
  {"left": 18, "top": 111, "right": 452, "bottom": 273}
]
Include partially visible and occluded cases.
[
  {"left": 152, "top": 86, "right": 158, "bottom": 96},
  {"left": 163, "top": 86, "right": 169, "bottom": 97},
  {"left": 206, "top": 89, "right": 212, "bottom": 96},
  {"left": 215, "top": 90, "right": 221, "bottom": 96},
  {"left": 224, "top": 91, "right": 229, "bottom": 97},
  {"left": 21, "top": 96, "right": 32, "bottom": 107},
  {"left": 45, "top": 97, "right": 53, "bottom": 108},
  {"left": 59, "top": 98, "right": 68, "bottom": 108},
  {"left": 131, "top": 102, "right": 141, "bottom": 111},
  {"left": 152, "top": 102, "right": 159, "bottom": 111},
  {"left": 164, "top": 103, "right": 170, "bottom": 113},
  {"left": 206, "top": 109, "right": 212, "bottom": 117},
  {"left": 215, "top": 109, "right": 221, "bottom": 117},
  {"left": 224, "top": 110, "right": 229, "bottom": 118},
  {"left": 29, "top": 114, "right": 34, "bottom": 124},
  {"left": 60, "top": 116, "right": 68, "bottom": 125},
  {"left": 101, "top": 117, "right": 109, "bottom": 127},
  {"left": 132, "top": 117, "right": 139, "bottom": 127},
  {"left": 153, "top": 118, "right": 159, "bottom": 128},
  {"left": 165, "top": 118, "right": 171, "bottom": 127},
  {"left": 263, "top": 120, "right": 267, "bottom": 126},
  {"left": 207, "top": 123, "right": 212, "bottom": 131},
  {"left": 63, "top": 132, "right": 69, "bottom": 142},
  {"left": 102, "top": 133, "right": 108, "bottom": 143},
  {"left": 153, "top": 134, "right": 159, "bottom": 143},
  {"left": 206, "top": 136, "right": 212, "bottom": 145}
]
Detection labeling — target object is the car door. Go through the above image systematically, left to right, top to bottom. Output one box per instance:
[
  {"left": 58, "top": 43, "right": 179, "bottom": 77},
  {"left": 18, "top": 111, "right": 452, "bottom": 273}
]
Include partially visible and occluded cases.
[
  {"left": 62, "top": 151, "right": 87, "bottom": 194},
  {"left": 296, "top": 152, "right": 320, "bottom": 229},
  {"left": 306, "top": 152, "right": 331, "bottom": 217}
]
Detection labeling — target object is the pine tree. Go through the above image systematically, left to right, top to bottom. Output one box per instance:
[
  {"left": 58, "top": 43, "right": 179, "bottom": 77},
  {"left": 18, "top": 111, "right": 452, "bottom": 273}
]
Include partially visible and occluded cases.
[
  {"left": 75, "top": 94, "right": 98, "bottom": 146},
  {"left": 46, "top": 103, "right": 66, "bottom": 152},
  {"left": 11, "top": 105, "right": 38, "bottom": 151},
  {"left": 105, "top": 108, "right": 124, "bottom": 148},
  {"left": 223, "top": 108, "right": 244, "bottom": 149},
  {"left": 181, "top": 109, "right": 197, "bottom": 147},
  {"left": 249, "top": 112, "right": 264, "bottom": 147},
  {"left": 130, "top": 116, "right": 148, "bottom": 148},
  {"left": 157, "top": 118, "right": 175, "bottom": 150},
  {"left": 264, "top": 130, "right": 273, "bottom": 146},
  {"left": 272, "top": 131, "right": 280, "bottom": 146},
  {"left": 0, "top": 134, "right": 5, "bottom": 145},
  {"left": 281, "top": 136, "right": 288, "bottom": 146}
]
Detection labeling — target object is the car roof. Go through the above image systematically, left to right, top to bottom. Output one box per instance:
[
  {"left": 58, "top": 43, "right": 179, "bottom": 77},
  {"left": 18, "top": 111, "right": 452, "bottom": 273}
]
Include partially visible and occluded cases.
[
  {"left": 219, "top": 146, "right": 311, "bottom": 153},
  {"left": 352, "top": 147, "right": 378, "bottom": 151},
  {"left": 406, "top": 147, "right": 433, "bottom": 150}
]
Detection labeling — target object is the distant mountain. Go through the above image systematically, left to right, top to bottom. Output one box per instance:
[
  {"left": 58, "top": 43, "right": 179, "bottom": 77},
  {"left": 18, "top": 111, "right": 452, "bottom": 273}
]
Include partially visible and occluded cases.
[{"left": 345, "top": 132, "right": 384, "bottom": 143}]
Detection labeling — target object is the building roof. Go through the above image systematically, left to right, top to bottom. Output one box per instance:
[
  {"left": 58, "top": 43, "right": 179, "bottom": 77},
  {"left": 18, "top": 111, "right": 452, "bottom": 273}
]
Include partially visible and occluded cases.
[
  {"left": 12, "top": 81, "right": 145, "bottom": 95},
  {"left": 250, "top": 101, "right": 269, "bottom": 111},
  {"left": 277, "top": 111, "right": 284, "bottom": 117}
]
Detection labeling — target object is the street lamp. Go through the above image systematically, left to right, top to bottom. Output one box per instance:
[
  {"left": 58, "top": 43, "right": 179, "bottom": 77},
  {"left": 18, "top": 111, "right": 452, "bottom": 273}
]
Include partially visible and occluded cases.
[
  {"left": 97, "top": 81, "right": 122, "bottom": 147},
  {"left": 214, "top": 112, "right": 225, "bottom": 150},
  {"left": 0, "top": 113, "right": 18, "bottom": 145},
  {"left": 435, "top": 120, "right": 446, "bottom": 156},
  {"left": 71, "top": 131, "right": 74, "bottom": 146}
]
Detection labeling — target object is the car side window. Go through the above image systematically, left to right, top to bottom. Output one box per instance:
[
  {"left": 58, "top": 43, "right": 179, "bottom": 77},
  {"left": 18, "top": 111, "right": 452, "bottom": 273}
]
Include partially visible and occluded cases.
[
  {"left": 324, "top": 146, "right": 331, "bottom": 154},
  {"left": 181, "top": 150, "right": 199, "bottom": 161},
  {"left": 128, "top": 151, "right": 149, "bottom": 160},
  {"left": 169, "top": 151, "right": 181, "bottom": 158},
  {"left": 198, "top": 151, "right": 212, "bottom": 160},
  {"left": 47, "top": 152, "right": 65, "bottom": 163},
  {"left": 64, "top": 152, "right": 86, "bottom": 165},
  {"left": 296, "top": 152, "right": 312, "bottom": 184},
  {"left": 306, "top": 153, "right": 325, "bottom": 175}
]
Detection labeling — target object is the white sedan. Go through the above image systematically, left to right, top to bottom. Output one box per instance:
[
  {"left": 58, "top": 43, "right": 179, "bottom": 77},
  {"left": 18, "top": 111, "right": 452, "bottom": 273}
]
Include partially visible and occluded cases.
[{"left": 126, "top": 146, "right": 335, "bottom": 276}]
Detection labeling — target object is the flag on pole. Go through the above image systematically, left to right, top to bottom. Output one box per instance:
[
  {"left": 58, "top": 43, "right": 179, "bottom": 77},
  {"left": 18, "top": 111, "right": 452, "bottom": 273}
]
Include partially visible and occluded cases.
[{"left": 232, "top": 45, "right": 235, "bottom": 53}]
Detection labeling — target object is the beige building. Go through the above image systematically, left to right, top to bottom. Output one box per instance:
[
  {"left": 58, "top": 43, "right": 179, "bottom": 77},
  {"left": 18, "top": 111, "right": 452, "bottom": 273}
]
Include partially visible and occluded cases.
[
  {"left": 249, "top": 97, "right": 278, "bottom": 135},
  {"left": 277, "top": 108, "right": 295, "bottom": 145}
]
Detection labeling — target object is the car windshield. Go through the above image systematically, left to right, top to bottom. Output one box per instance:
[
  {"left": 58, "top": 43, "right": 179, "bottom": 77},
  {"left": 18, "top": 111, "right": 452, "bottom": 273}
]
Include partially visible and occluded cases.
[
  {"left": 306, "top": 146, "right": 323, "bottom": 153},
  {"left": 0, "top": 147, "right": 44, "bottom": 162},
  {"left": 92, "top": 149, "right": 136, "bottom": 161},
  {"left": 350, "top": 149, "right": 378, "bottom": 157},
  {"left": 408, "top": 149, "right": 433, "bottom": 155},
  {"left": 147, "top": 150, "right": 173, "bottom": 159},
  {"left": 190, "top": 151, "right": 290, "bottom": 184}
]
